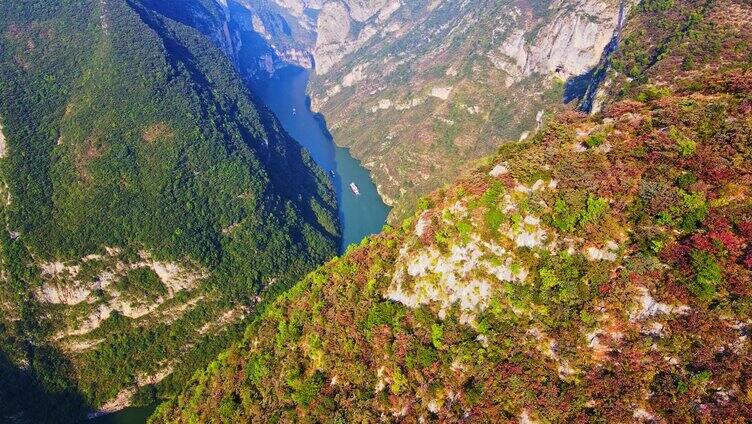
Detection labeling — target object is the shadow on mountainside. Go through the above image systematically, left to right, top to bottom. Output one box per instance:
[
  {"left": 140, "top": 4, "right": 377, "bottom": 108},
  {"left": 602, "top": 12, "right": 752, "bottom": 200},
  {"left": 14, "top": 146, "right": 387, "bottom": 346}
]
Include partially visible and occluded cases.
[
  {"left": 564, "top": 0, "right": 628, "bottom": 112},
  {"left": 0, "top": 345, "right": 89, "bottom": 424}
]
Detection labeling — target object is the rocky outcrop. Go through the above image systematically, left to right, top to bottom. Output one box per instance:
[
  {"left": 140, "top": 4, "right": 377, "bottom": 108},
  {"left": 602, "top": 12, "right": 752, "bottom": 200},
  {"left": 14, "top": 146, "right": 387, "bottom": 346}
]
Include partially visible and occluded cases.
[
  {"left": 308, "top": 0, "right": 402, "bottom": 73},
  {"left": 491, "top": 0, "right": 626, "bottom": 86},
  {"left": 314, "top": 2, "right": 352, "bottom": 73},
  {"left": 0, "top": 119, "right": 6, "bottom": 158},
  {"left": 35, "top": 249, "right": 207, "bottom": 338}
]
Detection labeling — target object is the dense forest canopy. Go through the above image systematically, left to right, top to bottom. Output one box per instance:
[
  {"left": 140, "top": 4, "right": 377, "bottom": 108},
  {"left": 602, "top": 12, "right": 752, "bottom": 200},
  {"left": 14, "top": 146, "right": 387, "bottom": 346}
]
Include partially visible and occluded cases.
[{"left": 0, "top": 0, "right": 340, "bottom": 420}]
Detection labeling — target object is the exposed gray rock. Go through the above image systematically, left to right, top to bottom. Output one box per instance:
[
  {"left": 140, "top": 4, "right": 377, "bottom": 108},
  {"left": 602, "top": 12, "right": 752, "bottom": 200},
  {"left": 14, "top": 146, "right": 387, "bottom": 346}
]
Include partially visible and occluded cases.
[
  {"left": 491, "top": 0, "right": 624, "bottom": 86},
  {"left": 315, "top": 1, "right": 352, "bottom": 73},
  {"left": 0, "top": 119, "right": 6, "bottom": 158}
]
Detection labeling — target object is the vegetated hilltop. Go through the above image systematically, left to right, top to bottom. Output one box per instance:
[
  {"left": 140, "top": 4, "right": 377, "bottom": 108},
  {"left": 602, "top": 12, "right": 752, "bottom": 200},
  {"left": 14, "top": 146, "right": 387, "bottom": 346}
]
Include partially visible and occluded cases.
[
  {"left": 0, "top": 0, "right": 339, "bottom": 420},
  {"left": 152, "top": 0, "right": 752, "bottom": 422}
]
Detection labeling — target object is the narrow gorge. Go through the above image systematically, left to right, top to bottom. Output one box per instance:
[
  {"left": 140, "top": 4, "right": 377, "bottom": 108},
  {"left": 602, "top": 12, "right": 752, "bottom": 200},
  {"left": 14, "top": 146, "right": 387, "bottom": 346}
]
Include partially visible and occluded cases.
[{"left": 197, "top": 0, "right": 637, "bottom": 219}]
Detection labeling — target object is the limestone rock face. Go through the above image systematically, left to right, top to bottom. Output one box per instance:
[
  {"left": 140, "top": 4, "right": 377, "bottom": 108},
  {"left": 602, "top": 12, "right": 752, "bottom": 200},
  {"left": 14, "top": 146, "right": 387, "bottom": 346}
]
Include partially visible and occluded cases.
[
  {"left": 203, "top": 0, "right": 626, "bottom": 88},
  {"left": 218, "top": 0, "right": 623, "bottom": 81},
  {"left": 224, "top": 0, "right": 405, "bottom": 75},
  {"left": 309, "top": 0, "right": 400, "bottom": 73},
  {"left": 347, "top": 0, "right": 392, "bottom": 21},
  {"left": 491, "top": 0, "right": 625, "bottom": 86},
  {"left": 527, "top": 0, "right": 619, "bottom": 77},
  {"left": 315, "top": 1, "right": 353, "bottom": 73},
  {"left": 493, "top": 28, "right": 528, "bottom": 87},
  {"left": 0, "top": 120, "right": 6, "bottom": 158}
]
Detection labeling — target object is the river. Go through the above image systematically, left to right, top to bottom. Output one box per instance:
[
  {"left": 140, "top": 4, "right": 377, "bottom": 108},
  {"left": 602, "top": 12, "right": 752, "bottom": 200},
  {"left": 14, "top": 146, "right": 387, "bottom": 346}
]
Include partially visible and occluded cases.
[{"left": 260, "top": 66, "right": 390, "bottom": 251}]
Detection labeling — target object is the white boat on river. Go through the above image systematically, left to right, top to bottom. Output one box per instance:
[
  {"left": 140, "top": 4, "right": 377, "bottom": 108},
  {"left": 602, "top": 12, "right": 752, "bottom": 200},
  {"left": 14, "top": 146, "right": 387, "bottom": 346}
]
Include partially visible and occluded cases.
[{"left": 350, "top": 182, "right": 360, "bottom": 196}]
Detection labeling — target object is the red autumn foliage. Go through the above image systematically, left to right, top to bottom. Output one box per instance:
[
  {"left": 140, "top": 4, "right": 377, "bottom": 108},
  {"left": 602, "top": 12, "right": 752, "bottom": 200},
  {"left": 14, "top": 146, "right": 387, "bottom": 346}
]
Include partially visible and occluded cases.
[
  {"left": 696, "top": 69, "right": 752, "bottom": 95},
  {"left": 603, "top": 100, "right": 645, "bottom": 119},
  {"left": 557, "top": 110, "right": 587, "bottom": 125},
  {"left": 462, "top": 175, "right": 490, "bottom": 196},
  {"left": 419, "top": 214, "right": 436, "bottom": 246},
  {"left": 736, "top": 220, "right": 752, "bottom": 238},
  {"left": 709, "top": 229, "right": 745, "bottom": 256},
  {"left": 690, "top": 233, "right": 717, "bottom": 254},
  {"left": 661, "top": 241, "right": 692, "bottom": 268},
  {"left": 348, "top": 246, "right": 372, "bottom": 269},
  {"left": 743, "top": 249, "right": 752, "bottom": 270},
  {"left": 664, "top": 276, "right": 692, "bottom": 304},
  {"left": 393, "top": 332, "right": 411, "bottom": 359}
]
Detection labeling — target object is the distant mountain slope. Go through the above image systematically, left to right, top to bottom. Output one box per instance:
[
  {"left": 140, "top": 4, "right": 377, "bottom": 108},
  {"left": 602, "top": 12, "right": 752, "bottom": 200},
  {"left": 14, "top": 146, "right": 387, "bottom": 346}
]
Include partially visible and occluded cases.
[
  {"left": 0, "top": 0, "right": 339, "bottom": 420},
  {"left": 151, "top": 0, "right": 752, "bottom": 421},
  {"left": 307, "top": 0, "right": 632, "bottom": 218}
]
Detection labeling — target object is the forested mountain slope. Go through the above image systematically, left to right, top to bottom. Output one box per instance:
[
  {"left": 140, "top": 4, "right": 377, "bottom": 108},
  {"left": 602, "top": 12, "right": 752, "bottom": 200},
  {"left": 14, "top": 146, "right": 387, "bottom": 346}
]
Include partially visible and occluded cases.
[
  {"left": 0, "top": 0, "right": 339, "bottom": 421},
  {"left": 152, "top": 0, "right": 752, "bottom": 421}
]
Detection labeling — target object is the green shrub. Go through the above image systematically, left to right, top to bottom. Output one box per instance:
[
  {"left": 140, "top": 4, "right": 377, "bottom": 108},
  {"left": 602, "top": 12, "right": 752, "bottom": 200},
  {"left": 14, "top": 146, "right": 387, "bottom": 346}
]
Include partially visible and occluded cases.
[
  {"left": 641, "top": 0, "right": 675, "bottom": 12},
  {"left": 637, "top": 85, "right": 671, "bottom": 102},
  {"left": 668, "top": 127, "right": 697, "bottom": 157},
  {"left": 585, "top": 132, "right": 607, "bottom": 148},
  {"left": 675, "top": 171, "right": 696, "bottom": 190},
  {"left": 482, "top": 181, "right": 505, "bottom": 207},
  {"left": 678, "top": 189, "right": 708, "bottom": 232},
  {"left": 553, "top": 193, "right": 608, "bottom": 232},
  {"left": 581, "top": 195, "right": 609, "bottom": 226},
  {"left": 552, "top": 198, "right": 578, "bottom": 232},
  {"left": 485, "top": 207, "right": 505, "bottom": 232},
  {"left": 457, "top": 221, "right": 473, "bottom": 240},
  {"left": 689, "top": 250, "right": 721, "bottom": 301},
  {"left": 113, "top": 268, "right": 167, "bottom": 300},
  {"left": 539, "top": 268, "right": 559, "bottom": 290},
  {"left": 364, "top": 302, "right": 402, "bottom": 337},
  {"left": 431, "top": 324, "right": 444, "bottom": 349},
  {"left": 245, "top": 353, "right": 271, "bottom": 385},
  {"left": 391, "top": 367, "right": 407, "bottom": 394},
  {"left": 290, "top": 372, "right": 325, "bottom": 407},
  {"left": 132, "top": 384, "right": 157, "bottom": 407}
]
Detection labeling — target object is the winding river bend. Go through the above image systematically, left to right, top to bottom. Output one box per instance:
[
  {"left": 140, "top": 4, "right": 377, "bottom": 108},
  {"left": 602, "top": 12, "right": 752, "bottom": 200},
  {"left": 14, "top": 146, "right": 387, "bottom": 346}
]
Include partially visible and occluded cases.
[{"left": 261, "top": 66, "right": 390, "bottom": 251}]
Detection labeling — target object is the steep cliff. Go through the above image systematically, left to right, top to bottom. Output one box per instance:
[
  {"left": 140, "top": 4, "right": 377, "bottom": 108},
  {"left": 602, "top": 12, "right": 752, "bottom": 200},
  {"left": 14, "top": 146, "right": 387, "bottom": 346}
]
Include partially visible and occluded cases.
[{"left": 152, "top": 0, "right": 752, "bottom": 421}]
